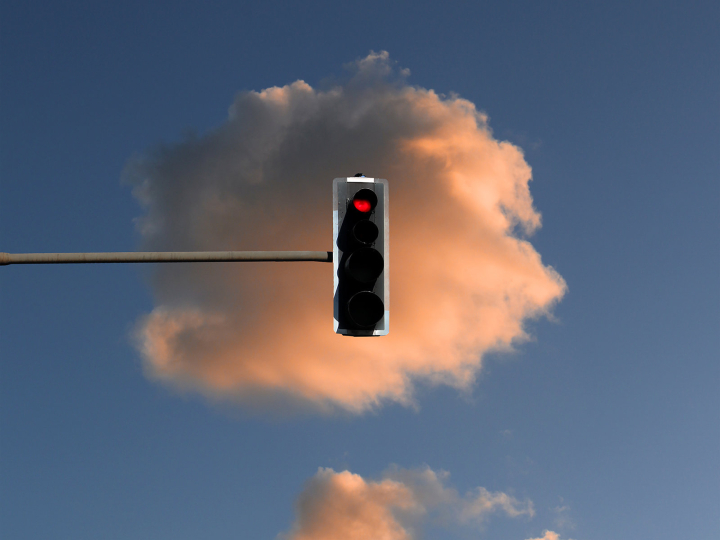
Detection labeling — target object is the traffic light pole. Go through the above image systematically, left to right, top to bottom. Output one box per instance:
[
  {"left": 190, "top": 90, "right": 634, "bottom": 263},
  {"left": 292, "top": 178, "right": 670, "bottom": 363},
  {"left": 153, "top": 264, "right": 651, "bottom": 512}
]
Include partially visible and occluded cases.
[{"left": 0, "top": 251, "right": 332, "bottom": 266}]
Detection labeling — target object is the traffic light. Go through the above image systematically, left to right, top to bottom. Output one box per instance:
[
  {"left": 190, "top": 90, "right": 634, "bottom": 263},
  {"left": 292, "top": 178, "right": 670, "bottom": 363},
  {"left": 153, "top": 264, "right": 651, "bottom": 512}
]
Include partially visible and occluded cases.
[{"left": 333, "top": 176, "right": 389, "bottom": 336}]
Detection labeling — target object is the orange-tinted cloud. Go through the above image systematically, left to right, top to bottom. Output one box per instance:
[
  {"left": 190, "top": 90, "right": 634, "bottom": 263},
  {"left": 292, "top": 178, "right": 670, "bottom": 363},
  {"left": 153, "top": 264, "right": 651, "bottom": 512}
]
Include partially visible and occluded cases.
[
  {"left": 126, "top": 51, "right": 566, "bottom": 412},
  {"left": 280, "top": 466, "right": 533, "bottom": 540},
  {"left": 526, "top": 531, "right": 566, "bottom": 540}
]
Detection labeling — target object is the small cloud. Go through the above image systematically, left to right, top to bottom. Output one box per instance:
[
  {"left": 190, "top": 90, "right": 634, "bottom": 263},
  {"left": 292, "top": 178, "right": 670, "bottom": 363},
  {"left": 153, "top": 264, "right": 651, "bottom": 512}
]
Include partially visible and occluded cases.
[
  {"left": 280, "top": 466, "right": 534, "bottom": 540},
  {"left": 552, "top": 498, "right": 576, "bottom": 530},
  {"left": 526, "top": 531, "right": 570, "bottom": 540}
]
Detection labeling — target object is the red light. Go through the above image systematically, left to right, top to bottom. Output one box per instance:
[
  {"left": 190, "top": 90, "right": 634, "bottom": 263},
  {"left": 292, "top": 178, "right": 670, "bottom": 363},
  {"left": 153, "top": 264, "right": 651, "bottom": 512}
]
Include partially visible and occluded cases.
[{"left": 353, "top": 199, "right": 372, "bottom": 212}]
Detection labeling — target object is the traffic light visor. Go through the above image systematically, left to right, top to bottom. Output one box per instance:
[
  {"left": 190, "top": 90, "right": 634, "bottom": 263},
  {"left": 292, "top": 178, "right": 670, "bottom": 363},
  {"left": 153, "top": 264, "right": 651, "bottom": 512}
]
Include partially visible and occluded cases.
[
  {"left": 352, "top": 219, "right": 379, "bottom": 245},
  {"left": 344, "top": 247, "right": 384, "bottom": 283},
  {"left": 347, "top": 291, "right": 385, "bottom": 327}
]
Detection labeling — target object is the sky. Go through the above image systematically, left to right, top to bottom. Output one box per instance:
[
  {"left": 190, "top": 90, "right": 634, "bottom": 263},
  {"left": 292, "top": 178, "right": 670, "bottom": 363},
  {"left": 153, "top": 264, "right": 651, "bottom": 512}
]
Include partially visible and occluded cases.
[{"left": 1, "top": 1, "right": 718, "bottom": 539}]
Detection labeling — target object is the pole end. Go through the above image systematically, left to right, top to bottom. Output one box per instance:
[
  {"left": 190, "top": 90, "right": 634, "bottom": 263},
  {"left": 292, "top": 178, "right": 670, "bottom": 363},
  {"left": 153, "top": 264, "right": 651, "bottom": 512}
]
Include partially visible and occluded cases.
[{"left": 0, "top": 253, "right": 10, "bottom": 266}]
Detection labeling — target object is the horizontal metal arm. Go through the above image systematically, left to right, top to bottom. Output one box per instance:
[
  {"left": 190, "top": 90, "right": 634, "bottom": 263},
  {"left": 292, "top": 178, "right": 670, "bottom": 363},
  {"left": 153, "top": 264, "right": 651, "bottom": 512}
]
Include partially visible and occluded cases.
[{"left": 0, "top": 250, "right": 333, "bottom": 265}]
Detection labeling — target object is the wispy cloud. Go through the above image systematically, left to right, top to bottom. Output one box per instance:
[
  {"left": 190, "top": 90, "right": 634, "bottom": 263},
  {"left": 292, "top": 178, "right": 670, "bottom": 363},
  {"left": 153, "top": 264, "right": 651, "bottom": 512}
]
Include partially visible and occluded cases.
[
  {"left": 126, "top": 51, "right": 566, "bottom": 412},
  {"left": 280, "top": 466, "right": 533, "bottom": 540},
  {"left": 552, "top": 498, "right": 576, "bottom": 530}
]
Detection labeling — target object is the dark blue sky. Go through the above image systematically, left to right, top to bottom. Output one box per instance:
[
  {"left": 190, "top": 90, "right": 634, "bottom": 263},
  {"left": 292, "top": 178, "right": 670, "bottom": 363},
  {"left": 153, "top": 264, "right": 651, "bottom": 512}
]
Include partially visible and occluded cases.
[{"left": 1, "top": 1, "right": 718, "bottom": 539}]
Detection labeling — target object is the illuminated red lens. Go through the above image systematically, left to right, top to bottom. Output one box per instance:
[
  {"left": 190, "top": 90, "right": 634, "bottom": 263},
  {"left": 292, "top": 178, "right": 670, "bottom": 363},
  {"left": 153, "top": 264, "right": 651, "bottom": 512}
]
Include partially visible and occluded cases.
[{"left": 353, "top": 199, "right": 372, "bottom": 212}]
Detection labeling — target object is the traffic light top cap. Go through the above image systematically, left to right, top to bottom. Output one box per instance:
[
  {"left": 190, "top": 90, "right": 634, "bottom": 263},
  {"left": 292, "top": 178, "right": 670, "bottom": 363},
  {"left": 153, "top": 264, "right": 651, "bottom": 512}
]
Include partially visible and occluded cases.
[{"left": 352, "top": 188, "right": 378, "bottom": 213}]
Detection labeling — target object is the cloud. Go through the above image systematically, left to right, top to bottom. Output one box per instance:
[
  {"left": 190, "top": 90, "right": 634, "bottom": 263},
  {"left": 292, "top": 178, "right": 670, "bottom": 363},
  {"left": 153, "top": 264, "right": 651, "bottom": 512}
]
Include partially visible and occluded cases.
[
  {"left": 126, "top": 51, "right": 566, "bottom": 412},
  {"left": 280, "top": 466, "right": 533, "bottom": 540},
  {"left": 552, "top": 499, "right": 576, "bottom": 530},
  {"left": 526, "top": 531, "right": 568, "bottom": 540}
]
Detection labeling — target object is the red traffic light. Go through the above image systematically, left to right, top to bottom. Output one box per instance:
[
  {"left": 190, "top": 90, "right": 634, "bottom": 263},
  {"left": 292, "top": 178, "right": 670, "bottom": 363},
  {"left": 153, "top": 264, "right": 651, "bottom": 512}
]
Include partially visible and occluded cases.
[
  {"left": 333, "top": 177, "right": 389, "bottom": 337},
  {"left": 352, "top": 189, "right": 378, "bottom": 213},
  {"left": 353, "top": 199, "right": 372, "bottom": 212}
]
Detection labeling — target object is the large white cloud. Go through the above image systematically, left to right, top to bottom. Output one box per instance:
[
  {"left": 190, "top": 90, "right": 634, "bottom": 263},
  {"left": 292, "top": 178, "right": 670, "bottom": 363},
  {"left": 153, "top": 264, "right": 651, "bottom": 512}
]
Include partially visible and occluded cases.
[{"left": 126, "top": 51, "right": 566, "bottom": 412}]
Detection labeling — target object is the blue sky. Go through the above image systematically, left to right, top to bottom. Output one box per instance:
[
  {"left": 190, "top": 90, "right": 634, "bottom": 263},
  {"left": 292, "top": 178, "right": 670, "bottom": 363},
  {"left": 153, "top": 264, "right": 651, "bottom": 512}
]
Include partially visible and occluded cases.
[{"left": 1, "top": 1, "right": 718, "bottom": 539}]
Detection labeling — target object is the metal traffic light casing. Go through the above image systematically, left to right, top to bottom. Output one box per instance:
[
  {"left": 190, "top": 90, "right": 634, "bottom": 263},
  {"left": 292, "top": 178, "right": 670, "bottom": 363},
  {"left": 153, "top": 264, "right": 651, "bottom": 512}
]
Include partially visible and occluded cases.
[{"left": 333, "top": 177, "right": 389, "bottom": 336}]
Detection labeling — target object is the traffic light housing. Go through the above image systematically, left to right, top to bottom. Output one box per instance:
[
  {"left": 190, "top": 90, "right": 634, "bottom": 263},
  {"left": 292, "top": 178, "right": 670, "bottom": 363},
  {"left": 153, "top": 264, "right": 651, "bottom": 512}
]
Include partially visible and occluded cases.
[{"left": 333, "top": 177, "right": 389, "bottom": 336}]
